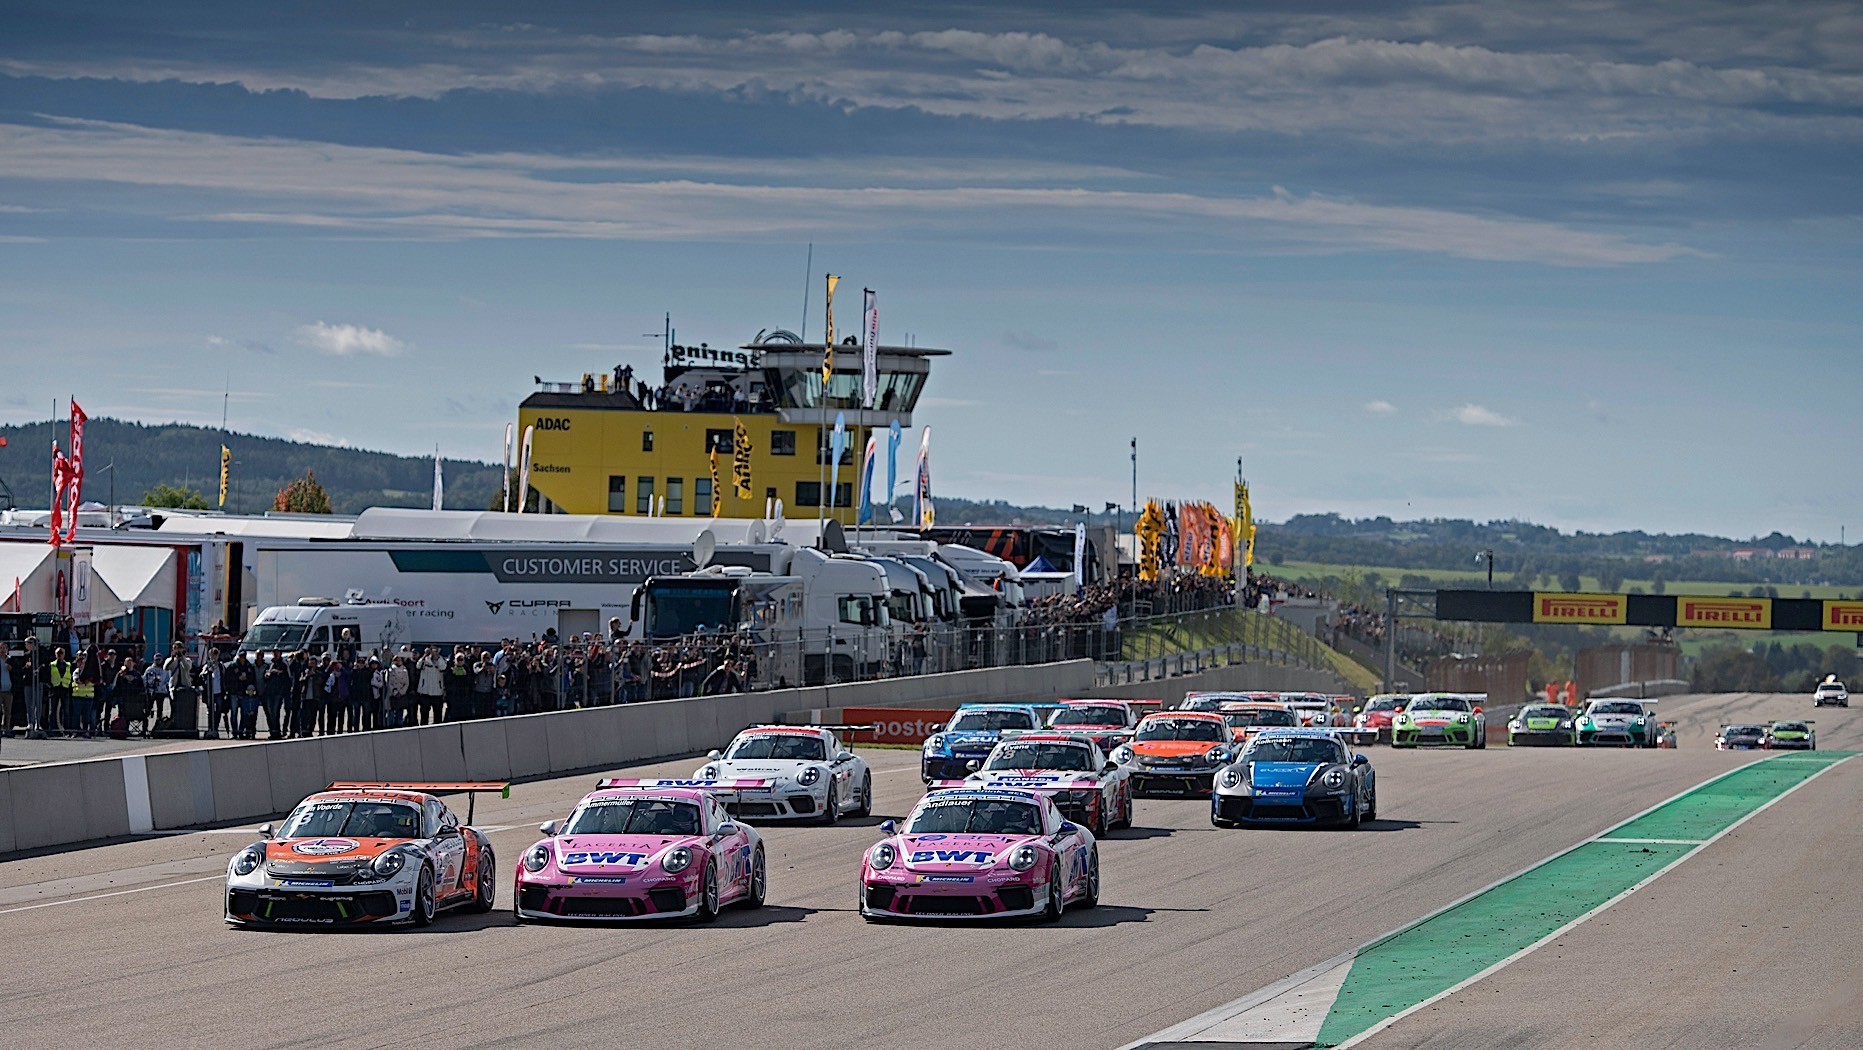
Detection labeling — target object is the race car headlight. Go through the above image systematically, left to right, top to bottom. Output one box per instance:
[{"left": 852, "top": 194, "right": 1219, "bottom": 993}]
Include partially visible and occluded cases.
[
  {"left": 1454, "top": 713, "right": 1469, "bottom": 722},
  {"left": 1394, "top": 714, "right": 1411, "bottom": 726},
  {"left": 1578, "top": 718, "right": 1593, "bottom": 728},
  {"left": 1632, "top": 718, "right": 1646, "bottom": 726},
  {"left": 1558, "top": 720, "right": 1572, "bottom": 728},
  {"left": 923, "top": 734, "right": 946, "bottom": 753},
  {"left": 1111, "top": 745, "right": 1134, "bottom": 764},
  {"left": 1204, "top": 746, "right": 1229, "bottom": 765},
  {"left": 700, "top": 765, "right": 720, "bottom": 779},
  {"left": 798, "top": 766, "right": 822, "bottom": 787},
  {"left": 1218, "top": 767, "right": 1241, "bottom": 789},
  {"left": 1323, "top": 768, "right": 1346, "bottom": 790},
  {"left": 871, "top": 842, "right": 896, "bottom": 871},
  {"left": 523, "top": 843, "right": 551, "bottom": 873},
  {"left": 1008, "top": 845, "right": 1040, "bottom": 872},
  {"left": 231, "top": 846, "right": 263, "bottom": 877},
  {"left": 662, "top": 846, "right": 693, "bottom": 874},
  {"left": 372, "top": 850, "right": 408, "bottom": 879}
]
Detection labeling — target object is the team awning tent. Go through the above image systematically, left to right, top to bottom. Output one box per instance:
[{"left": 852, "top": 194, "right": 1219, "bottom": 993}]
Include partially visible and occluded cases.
[
  {"left": 0, "top": 542, "right": 56, "bottom": 612},
  {"left": 90, "top": 545, "right": 179, "bottom": 611}
]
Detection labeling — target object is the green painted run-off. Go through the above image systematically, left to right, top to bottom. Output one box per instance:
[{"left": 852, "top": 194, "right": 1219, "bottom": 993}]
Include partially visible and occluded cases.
[{"left": 1314, "top": 752, "right": 1852, "bottom": 1047}]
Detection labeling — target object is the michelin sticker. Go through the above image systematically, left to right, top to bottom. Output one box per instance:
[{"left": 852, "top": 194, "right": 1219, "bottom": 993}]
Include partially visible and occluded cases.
[{"left": 291, "top": 837, "right": 360, "bottom": 856}]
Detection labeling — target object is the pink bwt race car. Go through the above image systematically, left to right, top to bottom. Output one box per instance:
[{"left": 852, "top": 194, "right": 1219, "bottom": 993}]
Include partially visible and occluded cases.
[
  {"left": 514, "top": 779, "right": 768, "bottom": 922},
  {"left": 859, "top": 788, "right": 1100, "bottom": 922}
]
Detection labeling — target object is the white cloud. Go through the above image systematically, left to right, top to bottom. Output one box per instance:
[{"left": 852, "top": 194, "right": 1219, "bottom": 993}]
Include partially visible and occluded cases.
[
  {"left": 294, "top": 321, "right": 406, "bottom": 357},
  {"left": 1363, "top": 399, "right": 1398, "bottom": 414},
  {"left": 1448, "top": 403, "right": 1518, "bottom": 426},
  {"left": 283, "top": 427, "right": 352, "bottom": 447}
]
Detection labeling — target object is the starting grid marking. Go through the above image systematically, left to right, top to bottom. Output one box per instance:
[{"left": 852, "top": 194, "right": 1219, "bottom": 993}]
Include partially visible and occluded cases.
[{"left": 1125, "top": 751, "right": 1855, "bottom": 1050}]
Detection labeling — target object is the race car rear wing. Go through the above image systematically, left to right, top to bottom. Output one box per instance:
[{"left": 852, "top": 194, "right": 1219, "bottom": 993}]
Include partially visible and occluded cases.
[
  {"left": 596, "top": 777, "right": 774, "bottom": 799},
  {"left": 326, "top": 781, "right": 512, "bottom": 823}
]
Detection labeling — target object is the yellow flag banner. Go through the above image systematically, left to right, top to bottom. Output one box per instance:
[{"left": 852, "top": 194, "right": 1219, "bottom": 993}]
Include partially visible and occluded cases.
[
  {"left": 822, "top": 274, "right": 840, "bottom": 387},
  {"left": 731, "top": 416, "right": 753, "bottom": 500},
  {"left": 708, "top": 442, "right": 723, "bottom": 517},
  {"left": 218, "top": 444, "right": 231, "bottom": 508},
  {"left": 1237, "top": 481, "right": 1256, "bottom": 568},
  {"left": 1136, "top": 500, "right": 1165, "bottom": 582}
]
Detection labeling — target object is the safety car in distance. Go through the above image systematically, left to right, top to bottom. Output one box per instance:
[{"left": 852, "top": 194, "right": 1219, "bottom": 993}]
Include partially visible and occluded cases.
[
  {"left": 1813, "top": 677, "right": 1848, "bottom": 708},
  {"left": 1391, "top": 693, "right": 1487, "bottom": 749},
  {"left": 1353, "top": 694, "right": 1411, "bottom": 743},
  {"left": 1045, "top": 699, "right": 1147, "bottom": 753},
  {"left": 1575, "top": 699, "right": 1658, "bottom": 747},
  {"left": 1217, "top": 701, "right": 1300, "bottom": 744},
  {"left": 921, "top": 703, "right": 1056, "bottom": 783},
  {"left": 1507, "top": 704, "right": 1577, "bottom": 747},
  {"left": 1111, "top": 711, "right": 1234, "bottom": 797},
  {"left": 1762, "top": 720, "right": 1816, "bottom": 750},
  {"left": 1715, "top": 723, "right": 1766, "bottom": 750},
  {"left": 696, "top": 724, "right": 872, "bottom": 823},
  {"left": 1212, "top": 729, "right": 1375, "bottom": 828},
  {"left": 934, "top": 732, "right": 1132, "bottom": 836},
  {"left": 515, "top": 779, "right": 765, "bottom": 922},
  {"left": 225, "top": 781, "right": 506, "bottom": 928},
  {"left": 859, "top": 788, "right": 1098, "bottom": 922}
]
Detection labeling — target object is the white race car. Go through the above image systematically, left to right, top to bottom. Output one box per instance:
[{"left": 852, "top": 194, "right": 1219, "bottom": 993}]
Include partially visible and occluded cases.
[
  {"left": 1814, "top": 677, "right": 1848, "bottom": 708},
  {"left": 695, "top": 724, "right": 873, "bottom": 823},
  {"left": 932, "top": 732, "right": 1133, "bottom": 837}
]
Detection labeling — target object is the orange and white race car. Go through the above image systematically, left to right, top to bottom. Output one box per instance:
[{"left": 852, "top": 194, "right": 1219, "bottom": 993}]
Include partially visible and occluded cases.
[
  {"left": 1111, "top": 711, "right": 1235, "bottom": 798},
  {"left": 225, "top": 781, "right": 506, "bottom": 928}
]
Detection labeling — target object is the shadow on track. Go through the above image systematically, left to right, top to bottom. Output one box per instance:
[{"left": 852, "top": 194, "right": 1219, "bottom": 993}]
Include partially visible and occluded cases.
[
  {"left": 1102, "top": 825, "right": 1178, "bottom": 840},
  {"left": 1061, "top": 904, "right": 1198, "bottom": 928}
]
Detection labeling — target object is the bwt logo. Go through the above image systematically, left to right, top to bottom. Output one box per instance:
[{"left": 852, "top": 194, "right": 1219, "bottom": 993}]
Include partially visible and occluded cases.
[
  {"left": 536, "top": 417, "right": 571, "bottom": 431},
  {"left": 1542, "top": 598, "right": 1619, "bottom": 619},
  {"left": 1683, "top": 601, "right": 1765, "bottom": 624},
  {"left": 908, "top": 850, "right": 994, "bottom": 864},
  {"left": 563, "top": 851, "right": 646, "bottom": 866}
]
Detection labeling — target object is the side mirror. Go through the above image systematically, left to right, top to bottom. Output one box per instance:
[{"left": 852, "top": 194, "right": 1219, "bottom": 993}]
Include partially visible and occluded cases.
[
  {"left": 1353, "top": 706, "right": 1363, "bottom": 714},
  {"left": 1472, "top": 706, "right": 1484, "bottom": 715},
  {"left": 707, "top": 749, "right": 723, "bottom": 761},
  {"left": 836, "top": 751, "right": 855, "bottom": 764},
  {"left": 1351, "top": 754, "right": 1370, "bottom": 768},
  {"left": 1103, "top": 761, "right": 1118, "bottom": 773},
  {"left": 879, "top": 819, "right": 897, "bottom": 836},
  {"left": 539, "top": 820, "right": 560, "bottom": 836},
  {"left": 1057, "top": 821, "right": 1079, "bottom": 837},
  {"left": 715, "top": 822, "right": 740, "bottom": 839},
  {"left": 257, "top": 823, "right": 274, "bottom": 840}
]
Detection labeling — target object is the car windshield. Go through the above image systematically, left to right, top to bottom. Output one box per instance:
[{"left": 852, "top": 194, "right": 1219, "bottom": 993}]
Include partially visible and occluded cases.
[
  {"left": 242, "top": 623, "right": 310, "bottom": 652},
  {"left": 1178, "top": 696, "right": 1226, "bottom": 711},
  {"left": 1410, "top": 697, "right": 1469, "bottom": 713},
  {"left": 1366, "top": 698, "right": 1405, "bottom": 712},
  {"left": 1593, "top": 702, "right": 1644, "bottom": 715},
  {"left": 1051, "top": 705, "right": 1125, "bottom": 726},
  {"left": 1523, "top": 707, "right": 1568, "bottom": 718},
  {"left": 1223, "top": 708, "right": 1298, "bottom": 728},
  {"left": 949, "top": 709, "right": 1034, "bottom": 732},
  {"left": 1136, "top": 717, "right": 1225, "bottom": 742},
  {"left": 1772, "top": 723, "right": 1808, "bottom": 733},
  {"left": 1725, "top": 726, "right": 1762, "bottom": 738},
  {"left": 727, "top": 735, "right": 826, "bottom": 761},
  {"left": 1246, "top": 738, "right": 1347, "bottom": 764},
  {"left": 985, "top": 742, "right": 1094, "bottom": 772},
  {"left": 565, "top": 798, "right": 702, "bottom": 836},
  {"left": 906, "top": 798, "right": 1043, "bottom": 836},
  {"left": 281, "top": 800, "right": 422, "bottom": 840}
]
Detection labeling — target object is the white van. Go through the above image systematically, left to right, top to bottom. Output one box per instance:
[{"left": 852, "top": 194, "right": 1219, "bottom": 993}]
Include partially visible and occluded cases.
[{"left": 237, "top": 598, "right": 409, "bottom": 656}]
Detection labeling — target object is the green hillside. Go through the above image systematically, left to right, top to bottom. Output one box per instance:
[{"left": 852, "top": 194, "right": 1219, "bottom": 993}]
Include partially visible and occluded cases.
[{"left": 0, "top": 417, "right": 501, "bottom": 515}]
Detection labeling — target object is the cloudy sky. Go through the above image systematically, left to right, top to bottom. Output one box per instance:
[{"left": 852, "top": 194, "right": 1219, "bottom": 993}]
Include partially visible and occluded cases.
[{"left": 0, "top": 1, "right": 1858, "bottom": 540}]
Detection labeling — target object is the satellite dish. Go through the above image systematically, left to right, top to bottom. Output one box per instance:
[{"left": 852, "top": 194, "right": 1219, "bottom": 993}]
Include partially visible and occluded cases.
[
  {"left": 746, "top": 520, "right": 766, "bottom": 544},
  {"left": 693, "top": 529, "right": 716, "bottom": 569}
]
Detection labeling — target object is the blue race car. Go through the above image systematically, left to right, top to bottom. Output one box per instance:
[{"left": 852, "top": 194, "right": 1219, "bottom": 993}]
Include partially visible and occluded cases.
[
  {"left": 920, "top": 703, "right": 1058, "bottom": 783},
  {"left": 1211, "top": 728, "right": 1376, "bottom": 828}
]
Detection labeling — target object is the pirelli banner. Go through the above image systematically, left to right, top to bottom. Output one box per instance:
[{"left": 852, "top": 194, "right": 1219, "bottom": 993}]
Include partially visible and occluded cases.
[{"left": 1435, "top": 589, "right": 1837, "bottom": 633}]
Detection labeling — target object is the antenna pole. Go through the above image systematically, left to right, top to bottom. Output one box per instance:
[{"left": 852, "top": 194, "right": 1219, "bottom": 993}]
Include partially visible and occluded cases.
[{"left": 800, "top": 242, "right": 813, "bottom": 343}]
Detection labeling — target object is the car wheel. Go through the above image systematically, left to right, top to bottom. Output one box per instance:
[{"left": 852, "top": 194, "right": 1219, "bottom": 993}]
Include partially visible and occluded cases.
[
  {"left": 854, "top": 774, "right": 873, "bottom": 819},
  {"left": 820, "top": 783, "right": 840, "bottom": 825},
  {"left": 1365, "top": 786, "right": 1378, "bottom": 822},
  {"left": 1114, "top": 787, "right": 1134, "bottom": 830},
  {"left": 1088, "top": 804, "right": 1107, "bottom": 839},
  {"left": 746, "top": 846, "right": 767, "bottom": 909},
  {"left": 464, "top": 847, "right": 496, "bottom": 913},
  {"left": 1080, "top": 847, "right": 1100, "bottom": 909},
  {"left": 696, "top": 862, "right": 721, "bottom": 923},
  {"left": 410, "top": 866, "right": 436, "bottom": 928},
  {"left": 1041, "top": 868, "right": 1065, "bottom": 923}
]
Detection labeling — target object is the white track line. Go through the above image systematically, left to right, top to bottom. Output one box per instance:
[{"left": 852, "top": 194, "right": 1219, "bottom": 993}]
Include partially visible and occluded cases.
[
  {"left": 1332, "top": 753, "right": 1854, "bottom": 1049},
  {"left": 0, "top": 875, "right": 223, "bottom": 917}
]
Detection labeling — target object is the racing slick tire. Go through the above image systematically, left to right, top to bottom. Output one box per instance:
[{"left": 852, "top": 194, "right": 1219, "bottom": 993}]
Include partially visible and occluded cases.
[
  {"left": 853, "top": 774, "right": 873, "bottom": 819},
  {"left": 820, "top": 783, "right": 840, "bottom": 826},
  {"left": 1365, "top": 786, "right": 1377, "bottom": 823},
  {"left": 1113, "top": 787, "right": 1134, "bottom": 831},
  {"left": 1345, "top": 790, "right": 1362, "bottom": 829},
  {"left": 1087, "top": 804, "right": 1107, "bottom": 839},
  {"left": 746, "top": 846, "right": 767, "bottom": 909},
  {"left": 464, "top": 847, "right": 496, "bottom": 913},
  {"left": 1080, "top": 847, "right": 1100, "bottom": 909},
  {"left": 696, "top": 861, "right": 722, "bottom": 923},
  {"left": 411, "top": 865, "right": 437, "bottom": 927},
  {"left": 1040, "top": 869, "right": 1065, "bottom": 924}
]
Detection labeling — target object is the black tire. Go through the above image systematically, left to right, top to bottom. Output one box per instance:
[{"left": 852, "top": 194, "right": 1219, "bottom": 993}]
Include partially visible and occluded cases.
[
  {"left": 854, "top": 775, "right": 873, "bottom": 819},
  {"left": 820, "top": 783, "right": 840, "bottom": 825},
  {"left": 1365, "top": 785, "right": 1378, "bottom": 822},
  {"left": 1113, "top": 787, "right": 1134, "bottom": 830},
  {"left": 1345, "top": 787, "right": 1362, "bottom": 829},
  {"left": 1088, "top": 804, "right": 1107, "bottom": 839},
  {"left": 464, "top": 847, "right": 496, "bottom": 913},
  {"left": 745, "top": 847, "right": 767, "bottom": 909},
  {"left": 1079, "top": 847, "right": 1100, "bottom": 909},
  {"left": 696, "top": 862, "right": 721, "bottom": 923},
  {"left": 1040, "top": 865, "right": 1065, "bottom": 923},
  {"left": 410, "top": 866, "right": 436, "bottom": 927}
]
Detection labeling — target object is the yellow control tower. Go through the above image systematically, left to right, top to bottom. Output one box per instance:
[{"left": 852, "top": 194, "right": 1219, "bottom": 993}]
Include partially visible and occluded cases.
[{"left": 516, "top": 330, "right": 947, "bottom": 522}]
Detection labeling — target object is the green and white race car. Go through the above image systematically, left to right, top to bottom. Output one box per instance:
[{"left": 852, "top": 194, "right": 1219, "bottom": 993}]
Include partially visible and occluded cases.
[
  {"left": 1391, "top": 694, "right": 1487, "bottom": 749},
  {"left": 1575, "top": 699, "right": 1658, "bottom": 747},
  {"left": 1507, "top": 704, "right": 1576, "bottom": 747},
  {"left": 1762, "top": 720, "right": 1816, "bottom": 750}
]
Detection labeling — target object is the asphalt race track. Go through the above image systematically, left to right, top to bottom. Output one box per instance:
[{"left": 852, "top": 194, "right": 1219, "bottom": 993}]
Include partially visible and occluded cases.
[{"left": 1, "top": 692, "right": 1854, "bottom": 1050}]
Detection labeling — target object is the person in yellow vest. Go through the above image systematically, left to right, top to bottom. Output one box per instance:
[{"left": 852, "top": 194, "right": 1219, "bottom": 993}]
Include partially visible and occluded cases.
[{"left": 47, "top": 647, "right": 73, "bottom": 738}]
